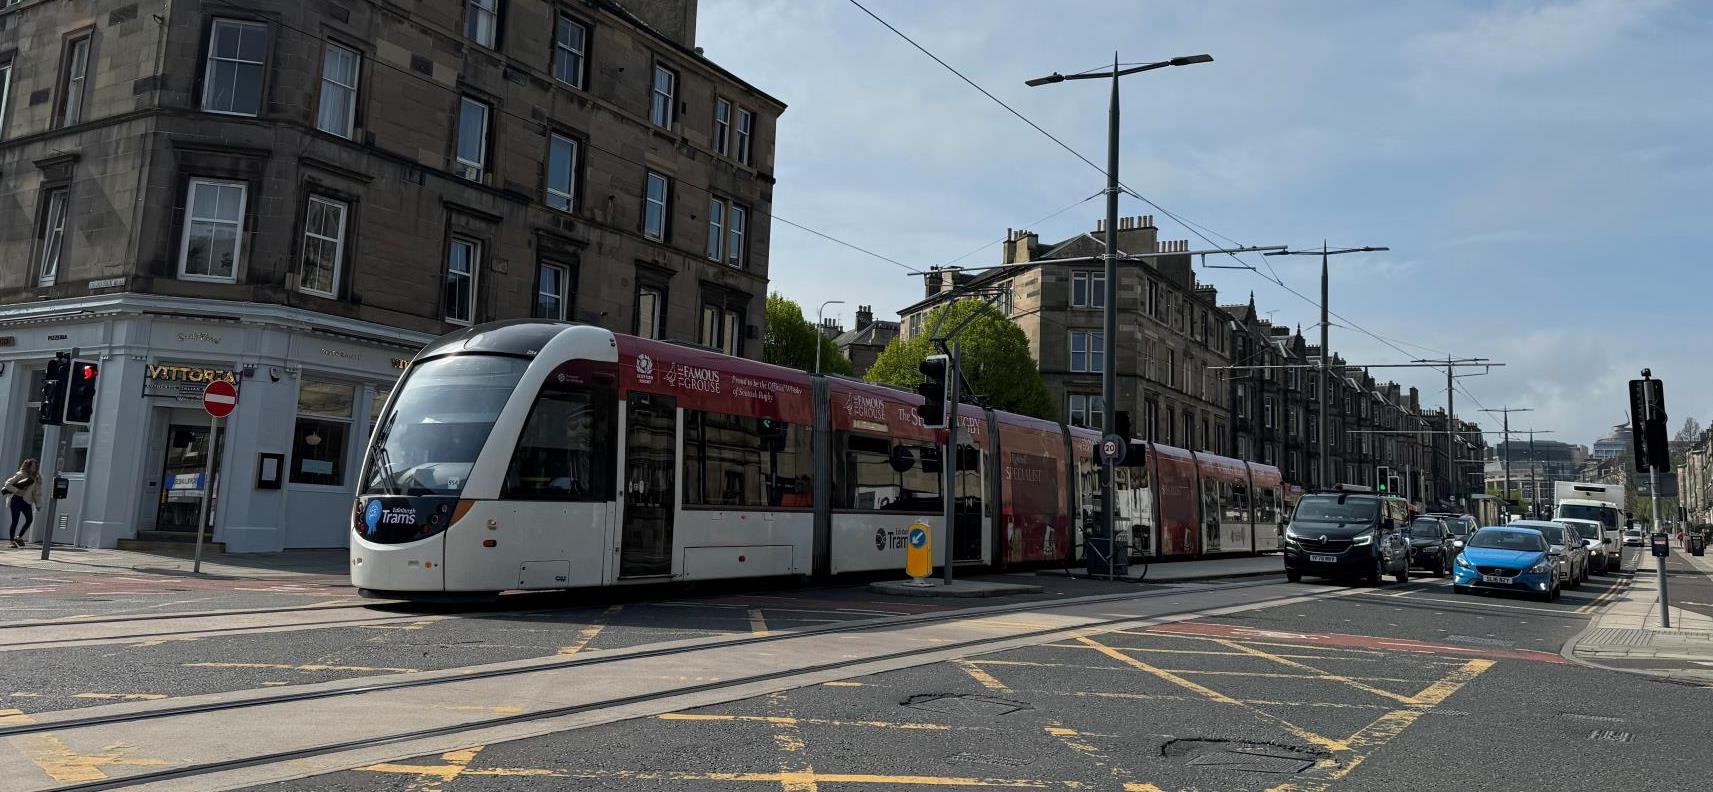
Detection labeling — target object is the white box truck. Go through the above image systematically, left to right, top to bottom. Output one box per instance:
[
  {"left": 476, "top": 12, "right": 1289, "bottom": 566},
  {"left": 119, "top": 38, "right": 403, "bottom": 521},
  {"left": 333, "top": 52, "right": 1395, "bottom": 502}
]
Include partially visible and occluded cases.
[{"left": 1554, "top": 482, "right": 1625, "bottom": 571}]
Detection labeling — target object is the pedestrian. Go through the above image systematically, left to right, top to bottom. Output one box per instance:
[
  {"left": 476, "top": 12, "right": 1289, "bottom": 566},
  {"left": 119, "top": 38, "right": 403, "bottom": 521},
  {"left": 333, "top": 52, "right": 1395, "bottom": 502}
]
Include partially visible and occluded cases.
[{"left": 4, "top": 458, "right": 42, "bottom": 548}]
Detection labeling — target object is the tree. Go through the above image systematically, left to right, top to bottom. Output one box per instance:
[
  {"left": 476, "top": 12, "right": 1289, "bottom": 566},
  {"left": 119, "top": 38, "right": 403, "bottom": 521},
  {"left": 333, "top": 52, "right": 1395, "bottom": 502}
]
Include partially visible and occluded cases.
[
  {"left": 762, "top": 293, "right": 852, "bottom": 375},
  {"left": 865, "top": 300, "right": 1056, "bottom": 421},
  {"left": 1676, "top": 417, "right": 1703, "bottom": 443}
]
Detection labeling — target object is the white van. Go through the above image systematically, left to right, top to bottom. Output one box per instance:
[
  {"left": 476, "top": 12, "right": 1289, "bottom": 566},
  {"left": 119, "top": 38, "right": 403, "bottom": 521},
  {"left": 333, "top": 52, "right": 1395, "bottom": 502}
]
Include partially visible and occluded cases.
[{"left": 1553, "top": 486, "right": 1624, "bottom": 572}]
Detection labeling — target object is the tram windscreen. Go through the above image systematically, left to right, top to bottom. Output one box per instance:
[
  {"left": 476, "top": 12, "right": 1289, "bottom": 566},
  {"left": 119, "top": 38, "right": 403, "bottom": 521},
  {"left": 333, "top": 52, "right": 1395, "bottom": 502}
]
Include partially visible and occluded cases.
[{"left": 363, "top": 355, "right": 528, "bottom": 496}]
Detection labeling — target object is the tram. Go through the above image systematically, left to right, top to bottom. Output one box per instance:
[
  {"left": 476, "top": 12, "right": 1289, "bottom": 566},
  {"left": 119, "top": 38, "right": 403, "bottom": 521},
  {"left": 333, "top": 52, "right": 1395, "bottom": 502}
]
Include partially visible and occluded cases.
[{"left": 350, "top": 321, "right": 1287, "bottom": 596}]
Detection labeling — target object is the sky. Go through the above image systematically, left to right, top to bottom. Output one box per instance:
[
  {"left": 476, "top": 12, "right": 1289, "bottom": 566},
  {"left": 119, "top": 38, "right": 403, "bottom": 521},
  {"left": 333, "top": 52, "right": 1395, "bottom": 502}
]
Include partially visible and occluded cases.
[{"left": 695, "top": 0, "right": 1713, "bottom": 450}]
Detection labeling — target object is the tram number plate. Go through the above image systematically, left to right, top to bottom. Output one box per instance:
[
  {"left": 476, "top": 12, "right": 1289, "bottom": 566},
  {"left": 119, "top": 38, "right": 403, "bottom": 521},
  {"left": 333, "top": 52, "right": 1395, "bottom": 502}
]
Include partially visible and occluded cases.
[
  {"left": 1310, "top": 554, "right": 1337, "bottom": 563},
  {"left": 1481, "top": 574, "right": 1514, "bottom": 584}
]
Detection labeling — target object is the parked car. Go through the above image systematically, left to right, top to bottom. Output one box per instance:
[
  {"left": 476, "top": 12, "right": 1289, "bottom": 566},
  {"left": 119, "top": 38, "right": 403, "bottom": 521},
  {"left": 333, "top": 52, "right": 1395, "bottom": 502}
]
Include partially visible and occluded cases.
[
  {"left": 1282, "top": 488, "right": 1412, "bottom": 585},
  {"left": 1406, "top": 516, "right": 1456, "bottom": 576},
  {"left": 1557, "top": 518, "right": 1612, "bottom": 573},
  {"left": 1510, "top": 519, "right": 1587, "bottom": 588},
  {"left": 1453, "top": 526, "right": 1563, "bottom": 601},
  {"left": 1623, "top": 528, "right": 1645, "bottom": 547}
]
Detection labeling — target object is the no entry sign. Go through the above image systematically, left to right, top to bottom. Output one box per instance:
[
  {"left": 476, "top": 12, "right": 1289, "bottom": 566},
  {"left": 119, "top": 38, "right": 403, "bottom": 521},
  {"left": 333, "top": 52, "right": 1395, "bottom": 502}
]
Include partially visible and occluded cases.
[{"left": 203, "top": 379, "right": 238, "bottom": 418}]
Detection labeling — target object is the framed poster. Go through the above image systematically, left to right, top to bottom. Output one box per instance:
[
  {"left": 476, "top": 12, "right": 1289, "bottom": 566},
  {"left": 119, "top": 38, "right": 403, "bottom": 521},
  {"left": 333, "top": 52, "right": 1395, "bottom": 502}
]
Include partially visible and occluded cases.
[{"left": 257, "top": 452, "right": 284, "bottom": 490}]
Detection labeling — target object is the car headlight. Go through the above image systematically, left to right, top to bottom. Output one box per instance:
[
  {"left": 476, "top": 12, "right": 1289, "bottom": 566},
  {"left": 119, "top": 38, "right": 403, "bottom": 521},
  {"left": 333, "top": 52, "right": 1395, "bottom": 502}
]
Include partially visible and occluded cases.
[
  {"left": 1350, "top": 532, "right": 1373, "bottom": 546},
  {"left": 1283, "top": 533, "right": 1301, "bottom": 546},
  {"left": 1454, "top": 553, "right": 1471, "bottom": 568},
  {"left": 1528, "top": 559, "right": 1553, "bottom": 574}
]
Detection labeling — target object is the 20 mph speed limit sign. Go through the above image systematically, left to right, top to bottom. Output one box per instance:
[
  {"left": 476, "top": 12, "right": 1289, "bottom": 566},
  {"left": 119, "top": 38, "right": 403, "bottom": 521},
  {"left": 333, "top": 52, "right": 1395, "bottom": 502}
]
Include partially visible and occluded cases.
[{"left": 1098, "top": 433, "right": 1127, "bottom": 465}]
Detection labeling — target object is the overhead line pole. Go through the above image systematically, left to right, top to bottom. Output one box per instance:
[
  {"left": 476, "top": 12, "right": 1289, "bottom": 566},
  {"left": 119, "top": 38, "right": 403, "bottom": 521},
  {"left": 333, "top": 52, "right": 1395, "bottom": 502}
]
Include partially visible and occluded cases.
[{"left": 1482, "top": 407, "right": 1533, "bottom": 513}]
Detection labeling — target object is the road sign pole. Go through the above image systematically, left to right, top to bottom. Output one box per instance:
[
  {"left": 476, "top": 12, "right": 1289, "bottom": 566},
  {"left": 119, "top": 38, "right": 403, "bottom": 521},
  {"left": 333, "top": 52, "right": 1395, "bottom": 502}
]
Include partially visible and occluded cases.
[
  {"left": 942, "top": 344, "right": 961, "bottom": 586},
  {"left": 38, "top": 345, "right": 78, "bottom": 561},
  {"left": 1640, "top": 371, "right": 1669, "bottom": 628},
  {"left": 193, "top": 412, "right": 217, "bottom": 575}
]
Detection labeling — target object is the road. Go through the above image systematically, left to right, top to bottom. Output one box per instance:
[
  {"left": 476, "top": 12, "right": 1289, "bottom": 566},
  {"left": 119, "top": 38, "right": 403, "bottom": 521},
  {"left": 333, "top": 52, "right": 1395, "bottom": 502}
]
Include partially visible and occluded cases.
[{"left": 2, "top": 557, "right": 1707, "bottom": 791}]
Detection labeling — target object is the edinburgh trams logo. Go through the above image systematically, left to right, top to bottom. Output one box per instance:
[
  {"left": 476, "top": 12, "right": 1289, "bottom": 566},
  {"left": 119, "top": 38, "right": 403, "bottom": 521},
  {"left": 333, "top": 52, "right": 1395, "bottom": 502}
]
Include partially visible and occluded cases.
[
  {"left": 634, "top": 354, "right": 655, "bottom": 385},
  {"left": 364, "top": 500, "right": 383, "bottom": 535}
]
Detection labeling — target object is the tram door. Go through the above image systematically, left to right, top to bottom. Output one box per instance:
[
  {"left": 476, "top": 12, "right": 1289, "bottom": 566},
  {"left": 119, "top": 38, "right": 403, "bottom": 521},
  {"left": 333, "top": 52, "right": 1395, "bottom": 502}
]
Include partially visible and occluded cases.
[{"left": 619, "top": 393, "right": 675, "bottom": 578}]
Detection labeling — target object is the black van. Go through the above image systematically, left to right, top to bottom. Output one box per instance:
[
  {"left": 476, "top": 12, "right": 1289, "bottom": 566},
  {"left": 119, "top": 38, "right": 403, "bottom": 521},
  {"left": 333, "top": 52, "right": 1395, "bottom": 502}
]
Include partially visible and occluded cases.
[{"left": 1282, "top": 487, "right": 1412, "bottom": 584}]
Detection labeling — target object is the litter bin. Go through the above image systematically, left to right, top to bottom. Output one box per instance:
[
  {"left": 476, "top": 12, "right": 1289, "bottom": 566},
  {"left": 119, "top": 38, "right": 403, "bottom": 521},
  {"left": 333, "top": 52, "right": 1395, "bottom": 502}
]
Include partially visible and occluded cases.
[
  {"left": 1691, "top": 533, "right": 1706, "bottom": 557},
  {"left": 1085, "top": 536, "right": 1130, "bottom": 579}
]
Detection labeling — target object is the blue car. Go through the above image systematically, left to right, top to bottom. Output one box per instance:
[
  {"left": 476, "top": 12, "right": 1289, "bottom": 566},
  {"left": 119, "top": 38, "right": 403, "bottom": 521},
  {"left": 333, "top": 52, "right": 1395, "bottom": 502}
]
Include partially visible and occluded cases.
[{"left": 1452, "top": 526, "right": 1562, "bottom": 601}]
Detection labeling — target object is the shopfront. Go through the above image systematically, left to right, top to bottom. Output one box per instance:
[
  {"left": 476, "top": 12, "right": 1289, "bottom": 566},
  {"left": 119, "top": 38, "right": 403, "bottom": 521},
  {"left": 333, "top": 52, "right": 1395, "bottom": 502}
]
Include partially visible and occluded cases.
[{"left": 0, "top": 295, "right": 432, "bottom": 552}]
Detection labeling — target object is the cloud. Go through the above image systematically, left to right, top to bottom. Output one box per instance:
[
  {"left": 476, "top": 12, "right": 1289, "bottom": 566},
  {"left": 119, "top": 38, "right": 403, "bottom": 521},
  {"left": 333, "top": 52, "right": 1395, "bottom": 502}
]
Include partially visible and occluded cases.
[{"left": 1409, "top": 0, "right": 1673, "bottom": 79}]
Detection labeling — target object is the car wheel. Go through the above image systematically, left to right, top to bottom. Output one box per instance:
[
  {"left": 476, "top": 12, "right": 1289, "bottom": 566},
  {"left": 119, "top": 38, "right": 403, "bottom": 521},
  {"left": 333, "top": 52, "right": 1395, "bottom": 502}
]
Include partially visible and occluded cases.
[
  {"left": 1368, "top": 556, "right": 1384, "bottom": 586},
  {"left": 1431, "top": 557, "right": 1445, "bottom": 577},
  {"left": 1394, "top": 562, "right": 1409, "bottom": 584},
  {"left": 1567, "top": 567, "right": 1580, "bottom": 590},
  {"left": 1286, "top": 569, "right": 1302, "bottom": 583},
  {"left": 1548, "top": 583, "right": 1561, "bottom": 602}
]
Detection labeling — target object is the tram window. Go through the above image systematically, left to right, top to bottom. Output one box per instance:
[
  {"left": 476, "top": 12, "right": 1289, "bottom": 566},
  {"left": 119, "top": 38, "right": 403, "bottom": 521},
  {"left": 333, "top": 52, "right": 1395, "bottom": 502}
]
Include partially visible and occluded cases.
[
  {"left": 502, "top": 382, "right": 615, "bottom": 501},
  {"left": 682, "top": 410, "right": 811, "bottom": 509},
  {"left": 833, "top": 432, "right": 941, "bottom": 512}
]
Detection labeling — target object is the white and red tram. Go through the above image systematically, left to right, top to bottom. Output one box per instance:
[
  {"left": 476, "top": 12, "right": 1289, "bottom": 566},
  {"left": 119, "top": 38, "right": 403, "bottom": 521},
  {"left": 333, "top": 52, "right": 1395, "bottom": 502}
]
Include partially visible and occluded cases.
[{"left": 350, "top": 321, "right": 1287, "bottom": 596}]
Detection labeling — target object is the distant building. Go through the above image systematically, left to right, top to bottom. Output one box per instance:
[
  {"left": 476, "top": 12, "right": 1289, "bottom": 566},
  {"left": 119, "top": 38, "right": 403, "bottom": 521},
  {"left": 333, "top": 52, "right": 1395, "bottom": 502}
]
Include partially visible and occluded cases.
[
  {"left": 830, "top": 305, "right": 897, "bottom": 376},
  {"left": 1593, "top": 423, "right": 1630, "bottom": 460},
  {"left": 1486, "top": 440, "right": 1588, "bottom": 513}
]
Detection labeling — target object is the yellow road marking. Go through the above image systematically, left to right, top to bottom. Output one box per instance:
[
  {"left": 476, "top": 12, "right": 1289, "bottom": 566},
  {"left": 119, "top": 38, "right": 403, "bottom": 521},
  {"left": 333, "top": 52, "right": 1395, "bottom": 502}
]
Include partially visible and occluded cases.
[
  {"left": 1577, "top": 579, "right": 1630, "bottom": 614},
  {"left": 558, "top": 604, "right": 623, "bottom": 655},
  {"left": 750, "top": 608, "right": 771, "bottom": 637},
  {"left": 1120, "top": 630, "right": 1393, "bottom": 656},
  {"left": 1075, "top": 635, "right": 1350, "bottom": 753},
  {"left": 1207, "top": 638, "right": 1418, "bottom": 705},
  {"left": 1043, "top": 641, "right": 1355, "bottom": 661},
  {"left": 971, "top": 658, "right": 1426, "bottom": 683},
  {"left": 957, "top": 659, "right": 1012, "bottom": 692},
  {"left": 1266, "top": 659, "right": 1497, "bottom": 792},
  {"left": 183, "top": 661, "right": 418, "bottom": 673},
  {"left": 822, "top": 681, "right": 864, "bottom": 687},
  {"left": 1052, "top": 689, "right": 1404, "bottom": 712},
  {"left": 766, "top": 692, "right": 816, "bottom": 792},
  {"left": 439, "top": 704, "right": 525, "bottom": 714},
  {"left": 0, "top": 708, "right": 33, "bottom": 726},
  {"left": 659, "top": 713, "right": 964, "bottom": 731},
  {"left": 15, "top": 735, "right": 174, "bottom": 783},
  {"left": 360, "top": 745, "right": 487, "bottom": 791},
  {"left": 452, "top": 768, "right": 1099, "bottom": 787},
  {"left": 1124, "top": 785, "right": 1165, "bottom": 792}
]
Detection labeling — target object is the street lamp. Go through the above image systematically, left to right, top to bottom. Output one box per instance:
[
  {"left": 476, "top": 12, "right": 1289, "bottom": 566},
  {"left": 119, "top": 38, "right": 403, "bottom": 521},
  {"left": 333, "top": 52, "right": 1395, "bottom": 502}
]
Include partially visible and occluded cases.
[
  {"left": 1025, "top": 52, "right": 1210, "bottom": 569},
  {"left": 1264, "top": 243, "right": 1388, "bottom": 489},
  {"left": 815, "top": 300, "right": 844, "bottom": 374}
]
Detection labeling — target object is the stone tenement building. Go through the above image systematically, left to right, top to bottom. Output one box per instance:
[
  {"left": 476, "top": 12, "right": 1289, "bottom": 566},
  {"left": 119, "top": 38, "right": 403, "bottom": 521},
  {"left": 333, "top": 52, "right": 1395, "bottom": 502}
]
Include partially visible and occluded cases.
[
  {"left": 0, "top": 0, "right": 780, "bottom": 551},
  {"left": 895, "top": 216, "right": 1485, "bottom": 500}
]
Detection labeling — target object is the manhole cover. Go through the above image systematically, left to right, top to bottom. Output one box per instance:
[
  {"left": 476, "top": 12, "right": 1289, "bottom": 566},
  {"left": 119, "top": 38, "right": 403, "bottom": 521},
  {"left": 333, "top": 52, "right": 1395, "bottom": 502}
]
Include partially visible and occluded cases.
[
  {"left": 1446, "top": 635, "right": 1514, "bottom": 648},
  {"left": 902, "top": 693, "right": 1031, "bottom": 718},
  {"left": 1588, "top": 730, "right": 1634, "bottom": 743},
  {"left": 1163, "top": 739, "right": 1320, "bottom": 775},
  {"left": 947, "top": 752, "right": 1033, "bottom": 768}
]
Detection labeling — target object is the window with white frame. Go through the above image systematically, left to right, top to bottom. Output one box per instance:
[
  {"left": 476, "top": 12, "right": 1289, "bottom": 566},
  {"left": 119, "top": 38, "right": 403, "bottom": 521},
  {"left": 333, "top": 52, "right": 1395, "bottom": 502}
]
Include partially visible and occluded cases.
[
  {"left": 466, "top": 0, "right": 499, "bottom": 48},
  {"left": 552, "top": 12, "right": 587, "bottom": 87},
  {"left": 203, "top": 20, "right": 266, "bottom": 116},
  {"left": 60, "top": 35, "right": 91, "bottom": 125},
  {"left": 317, "top": 43, "right": 359, "bottom": 138},
  {"left": 0, "top": 59, "right": 13, "bottom": 139},
  {"left": 650, "top": 62, "right": 676, "bottom": 128},
  {"left": 454, "top": 97, "right": 489, "bottom": 181},
  {"left": 713, "top": 98, "right": 731, "bottom": 156},
  {"left": 735, "top": 108, "right": 753, "bottom": 164},
  {"left": 545, "top": 132, "right": 577, "bottom": 211},
  {"left": 643, "top": 171, "right": 669, "bottom": 240},
  {"left": 179, "top": 179, "right": 246, "bottom": 281},
  {"left": 37, "top": 189, "right": 68, "bottom": 286},
  {"left": 299, "top": 196, "right": 347, "bottom": 297},
  {"left": 705, "top": 198, "right": 724, "bottom": 261},
  {"left": 727, "top": 204, "right": 746, "bottom": 268},
  {"left": 445, "top": 237, "right": 479, "bottom": 325},
  {"left": 535, "top": 260, "right": 568, "bottom": 320},
  {"left": 1071, "top": 271, "right": 1106, "bottom": 308},
  {"left": 636, "top": 286, "right": 663, "bottom": 338},
  {"left": 700, "top": 302, "right": 743, "bottom": 356},
  {"left": 908, "top": 312, "right": 923, "bottom": 338},
  {"left": 1070, "top": 331, "right": 1104, "bottom": 373},
  {"left": 1167, "top": 348, "right": 1177, "bottom": 387},
  {"left": 1234, "top": 383, "right": 1248, "bottom": 418},
  {"left": 1068, "top": 394, "right": 1104, "bottom": 430},
  {"left": 1264, "top": 396, "right": 1276, "bottom": 428},
  {"left": 1286, "top": 408, "right": 1298, "bottom": 436},
  {"left": 1238, "top": 436, "right": 1251, "bottom": 461}
]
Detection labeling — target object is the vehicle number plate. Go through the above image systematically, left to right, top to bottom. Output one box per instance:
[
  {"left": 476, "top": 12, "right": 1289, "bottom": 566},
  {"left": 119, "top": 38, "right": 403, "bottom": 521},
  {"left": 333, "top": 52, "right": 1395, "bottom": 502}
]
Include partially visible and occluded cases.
[
  {"left": 1310, "top": 554, "right": 1337, "bottom": 563},
  {"left": 1481, "top": 574, "right": 1514, "bottom": 584}
]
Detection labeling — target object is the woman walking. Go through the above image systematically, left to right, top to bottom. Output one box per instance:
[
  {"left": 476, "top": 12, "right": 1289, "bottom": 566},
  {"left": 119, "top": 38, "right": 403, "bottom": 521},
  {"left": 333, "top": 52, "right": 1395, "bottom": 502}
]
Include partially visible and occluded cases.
[{"left": 5, "top": 459, "right": 42, "bottom": 548}]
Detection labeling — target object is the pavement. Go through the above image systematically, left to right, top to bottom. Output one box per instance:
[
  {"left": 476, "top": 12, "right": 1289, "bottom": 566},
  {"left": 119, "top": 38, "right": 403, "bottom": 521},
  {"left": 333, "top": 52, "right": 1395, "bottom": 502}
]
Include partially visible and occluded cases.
[
  {"left": 1566, "top": 545, "right": 1713, "bottom": 683},
  {"left": 0, "top": 546, "right": 347, "bottom": 579}
]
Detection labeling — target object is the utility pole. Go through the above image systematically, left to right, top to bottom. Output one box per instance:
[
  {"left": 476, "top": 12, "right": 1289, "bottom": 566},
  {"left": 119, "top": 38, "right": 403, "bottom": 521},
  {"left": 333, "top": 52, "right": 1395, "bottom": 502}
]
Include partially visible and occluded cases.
[
  {"left": 1027, "top": 51, "right": 1211, "bottom": 557},
  {"left": 1265, "top": 244, "right": 1389, "bottom": 488},
  {"left": 1413, "top": 357, "right": 1492, "bottom": 508},
  {"left": 1482, "top": 407, "right": 1533, "bottom": 514}
]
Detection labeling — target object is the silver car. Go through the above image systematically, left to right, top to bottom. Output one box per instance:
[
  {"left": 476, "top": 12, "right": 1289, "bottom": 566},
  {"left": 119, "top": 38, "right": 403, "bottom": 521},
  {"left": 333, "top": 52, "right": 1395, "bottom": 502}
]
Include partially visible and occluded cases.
[{"left": 1510, "top": 519, "right": 1588, "bottom": 589}]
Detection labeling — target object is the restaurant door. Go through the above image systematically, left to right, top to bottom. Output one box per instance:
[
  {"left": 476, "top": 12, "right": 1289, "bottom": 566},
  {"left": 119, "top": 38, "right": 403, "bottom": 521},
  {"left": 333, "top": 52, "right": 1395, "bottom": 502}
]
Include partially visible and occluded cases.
[{"left": 155, "top": 423, "right": 224, "bottom": 534}]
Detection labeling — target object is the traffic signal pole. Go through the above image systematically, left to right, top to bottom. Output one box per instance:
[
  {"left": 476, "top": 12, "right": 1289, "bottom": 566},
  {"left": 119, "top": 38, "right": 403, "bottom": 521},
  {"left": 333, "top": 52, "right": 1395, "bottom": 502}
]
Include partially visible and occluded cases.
[
  {"left": 942, "top": 344, "right": 961, "bottom": 585},
  {"left": 38, "top": 347, "right": 77, "bottom": 561}
]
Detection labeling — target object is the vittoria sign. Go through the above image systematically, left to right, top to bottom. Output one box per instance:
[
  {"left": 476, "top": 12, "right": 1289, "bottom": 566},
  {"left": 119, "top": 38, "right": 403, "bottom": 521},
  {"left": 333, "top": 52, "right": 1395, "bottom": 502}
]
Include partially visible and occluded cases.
[{"left": 144, "top": 364, "right": 240, "bottom": 399}]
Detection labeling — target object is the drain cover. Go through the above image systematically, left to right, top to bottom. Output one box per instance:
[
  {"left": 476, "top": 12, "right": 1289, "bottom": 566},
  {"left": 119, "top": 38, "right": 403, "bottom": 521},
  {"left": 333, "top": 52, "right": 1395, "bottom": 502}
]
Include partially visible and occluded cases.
[
  {"left": 903, "top": 693, "right": 1031, "bottom": 718},
  {"left": 1588, "top": 730, "right": 1634, "bottom": 743},
  {"left": 1163, "top": 739, "right": 1319, "bottom": 775},
  {"left": 947, "top": 752, "right": 1034, "bottom": 768}
]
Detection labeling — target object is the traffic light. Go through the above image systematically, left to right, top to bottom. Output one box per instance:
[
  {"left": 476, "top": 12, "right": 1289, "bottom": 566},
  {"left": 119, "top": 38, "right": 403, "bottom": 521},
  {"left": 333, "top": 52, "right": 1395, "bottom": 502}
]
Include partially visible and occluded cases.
[
  {"left": 38, "top": 353, "right": 71, "bottom": 426},
  {"left": 915, "top": 354, "right": 950, "bottom": 429},
  {"left": 64, "top": 359, "right": 100, "bottom": 426},
  {"left": 758, "top": 417, "right": 786, "bottom": 452},
  {"left": 1376, "top": 466, "right": 1391, "bottom": 493},
  {"left": 1388, "top": 473, "right": 1403, "bottom": 497}
]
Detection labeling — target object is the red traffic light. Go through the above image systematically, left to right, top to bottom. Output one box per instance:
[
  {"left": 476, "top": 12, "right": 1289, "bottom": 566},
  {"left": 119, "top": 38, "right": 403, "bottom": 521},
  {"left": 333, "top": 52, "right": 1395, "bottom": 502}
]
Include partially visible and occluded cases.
[{"left": 80, "top": 364, "right": 98, "bottom": 380}]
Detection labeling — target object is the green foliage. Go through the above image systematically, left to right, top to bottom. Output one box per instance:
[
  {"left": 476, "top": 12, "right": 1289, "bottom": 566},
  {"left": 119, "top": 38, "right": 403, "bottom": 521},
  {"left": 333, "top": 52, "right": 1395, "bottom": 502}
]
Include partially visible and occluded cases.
[
  {"left": 762, "top": 293, "right": 852, "bottom": 375},
  {"left": 865, "top": 300, "right": 1056, "bottom": 421}
]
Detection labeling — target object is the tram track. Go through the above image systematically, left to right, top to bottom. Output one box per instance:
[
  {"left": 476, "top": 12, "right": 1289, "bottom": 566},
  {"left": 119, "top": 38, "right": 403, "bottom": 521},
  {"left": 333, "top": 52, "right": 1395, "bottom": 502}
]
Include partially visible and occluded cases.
[{"left": 19, "top": 577, "right": 1325, "bottom": 792}]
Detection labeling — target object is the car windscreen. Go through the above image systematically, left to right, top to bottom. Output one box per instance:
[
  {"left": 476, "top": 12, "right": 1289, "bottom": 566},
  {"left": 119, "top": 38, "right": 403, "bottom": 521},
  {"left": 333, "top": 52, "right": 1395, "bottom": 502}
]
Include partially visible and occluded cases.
[
  {"left": 362, "top": 355, "right": 529, "bottom": 497},
  {"left": 1292, "top": 497, "right": 1379, "bottom": 523},
  {"left": 1558, "top": 504, "right": 1619, "bottom": 530},
  {"left": 1408, "top": 520, "right": 1443, "bottom": 539},
  {"left": 1524, "top": 523, "right": 1565, "bottom": 545},
  {"left": 1469, "top": 530, "right": 1547, "bottom": 552}
]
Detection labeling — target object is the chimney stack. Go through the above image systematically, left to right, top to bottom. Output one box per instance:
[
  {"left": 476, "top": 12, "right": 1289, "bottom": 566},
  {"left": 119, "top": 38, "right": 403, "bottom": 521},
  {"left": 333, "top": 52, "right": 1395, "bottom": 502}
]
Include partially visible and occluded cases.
[{"left": 855, "top": 305, "right": 873, "bottom": 331}]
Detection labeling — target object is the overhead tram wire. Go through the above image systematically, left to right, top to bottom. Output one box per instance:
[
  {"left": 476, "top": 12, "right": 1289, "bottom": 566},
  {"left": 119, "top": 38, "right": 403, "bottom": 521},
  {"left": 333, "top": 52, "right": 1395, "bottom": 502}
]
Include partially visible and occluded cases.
[
  {"left": 203, "top": 0, "right": 931, "bottom": 279},
  {"left": 938, "top": 190, "right": 1103, "bottom": 269}
]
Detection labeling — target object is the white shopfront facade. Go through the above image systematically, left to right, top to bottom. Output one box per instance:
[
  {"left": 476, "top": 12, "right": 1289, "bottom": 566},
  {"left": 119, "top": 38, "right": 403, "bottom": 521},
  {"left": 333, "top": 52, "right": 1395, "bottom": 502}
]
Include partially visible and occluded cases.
[{"left": 0, "top": 295, "right": 433, "bottom": 552}]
